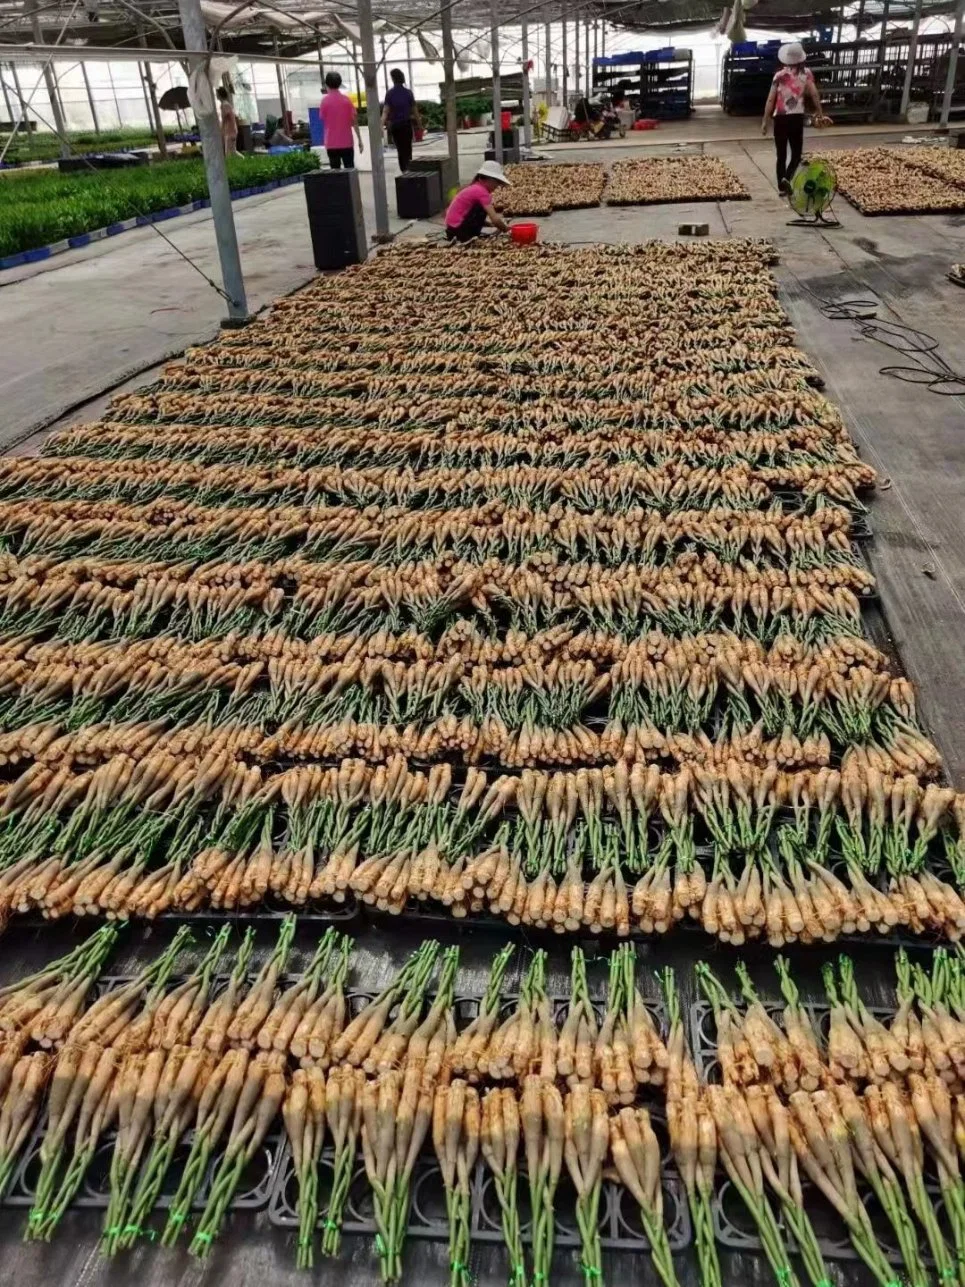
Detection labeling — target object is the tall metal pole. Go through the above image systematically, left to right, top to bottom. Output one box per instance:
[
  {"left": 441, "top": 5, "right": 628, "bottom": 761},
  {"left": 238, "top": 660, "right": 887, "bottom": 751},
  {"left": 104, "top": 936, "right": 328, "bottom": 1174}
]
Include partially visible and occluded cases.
[
  {"left": 28, "top": 0, "right": 69, "bottom": 155},
  {"left": 177, "top": 0, "right": 248, "bottom": 321},
  {"left": 358, "top": 0, "right": 391, "bottom": 240},
  {"left": 440, "top": 0, "right": 459, "bottom": 180},
  {"left": 490, "top": 0, "right": 502, "bottom": 161},
  {"left": 900, "top": 0, "right": 924, "bottom": 118},
  {"left": 941, "top": 0, "right": 965, "bottom": 125},
  {"left": 562, "top": 7, "right": 568, "bottom": 106},
  {"left": 521, "top": 18, "right": 532, "bottom": 147},
  {"left": 593, "top": 18, "right": 598, "bottom": 93},
  {"left": 601, "top": 18, "right": 606, "bottom": 57},
  {"left": 544, "top": 19, "right": 552, "bottom": 105},
  {"left": 586, "top": 19, "right": 591, "bottom": 97},
  {"left": 405, "top": 32, "right": 414, "bottom": 93},
  {"left": 380, "top": 33, "right": 390, "bottom": 96},
  {"left": 272, "top": 34, "right": 289, "bottom": 118},
  {"left": 316, "top": 35, "right": 325, "bottom": 84},
  {"left": 353, "top": 46, "right": 363, "bottom": 107},
  {"left": 80, "top": 59, "right": 100, "bottom": 132},
  {"left": 10, "top": 61, "right": 27, "bottom": 123},
  {"left": 139, "top": 62, "right": 153, "bottom": 124},
  {"left": 143, "top": 62, "right": 168, "bottom": 156},
  {"left": 1, "top": 64, "right": 14, "bottom": 123}
]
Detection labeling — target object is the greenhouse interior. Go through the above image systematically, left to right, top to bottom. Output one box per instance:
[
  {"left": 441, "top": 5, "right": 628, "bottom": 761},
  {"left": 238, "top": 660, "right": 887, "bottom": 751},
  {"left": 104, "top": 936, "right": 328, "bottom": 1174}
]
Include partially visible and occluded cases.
[{"left": 3, "top": 0, "right": 965, "bottom": 1283}]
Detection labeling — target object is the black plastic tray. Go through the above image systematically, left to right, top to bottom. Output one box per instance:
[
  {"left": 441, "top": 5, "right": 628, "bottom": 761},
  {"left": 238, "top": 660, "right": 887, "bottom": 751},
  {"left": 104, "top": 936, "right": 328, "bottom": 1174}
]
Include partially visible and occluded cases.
[
  {"left": 2, "top": 1122, "right": 281, "bottom": 1214},
  {"left": 267, "top": 1142, "right": 691, "bottom": 1254}
]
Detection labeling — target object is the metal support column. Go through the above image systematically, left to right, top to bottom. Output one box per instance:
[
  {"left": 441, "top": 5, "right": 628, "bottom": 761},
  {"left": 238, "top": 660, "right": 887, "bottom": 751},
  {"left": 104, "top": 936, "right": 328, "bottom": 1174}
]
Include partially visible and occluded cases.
[
  {"left": 28, "top": 0, "right": 68, "bottom": 155},
  {"left": 177, "top": 0, "right": 248, "bottom": 321},
  {"left": 358, "top": 0, "right": 391, "bottom": 240},
  {"left": 440, "top": 0, "right": 459, "bottom": 180},
  {"left": 491, "top": 0, "right": 502, "bottom": 162},
  {"left": 852, "top": 0, "right": 866, "bottom": 86},
  {"left": 873, "top": 0, "right": 892, "bottom": 113},
  {"left": 900, "top": 0, "right": 924, "bottom": 118},
  {"left": 941, "top": 0, "right": 965, "bottom": 125},
  {"left": 562, "top": 8, "right": 568, "bottom": 106},
  {"left": 522, "top": 18, "right": 532, "bottom": 148},
  {"left": 593, "top": 18, "right": 598, "bottom": 93},
  {"left": 544, "top": 19, "right": 552, "bottom": 105},
  {"left": 585, "top": 19, "right": 590, "bottom": 98},
  {"left": 405, "top": 32, "right": 414, "bottom": 92},
  {"left": 380, "top": 33, "right": 390, "bottom": 96},
  {"left": 272, "top": 34, "right": 289, "bottom": 118},
  {"left": 317, "top": 36, "right": 325, "bottom": 84},
  {"left": 353, "top": 48, "right": 363, "bottom": 108},
  {"left": 80, "top": 59, "right": 100, "bottom": 132},
  {"left": 10, "top": 61, "right": 27, "bottom": 123},
  {"left": 138, "top": 61, "right": 153, "bottom": 123},
  {"left": 143, "top": 61, "right": 168, "bottom": 156},
  {"left": 1, "top": 64, "right": 14, "bottom": 123}
]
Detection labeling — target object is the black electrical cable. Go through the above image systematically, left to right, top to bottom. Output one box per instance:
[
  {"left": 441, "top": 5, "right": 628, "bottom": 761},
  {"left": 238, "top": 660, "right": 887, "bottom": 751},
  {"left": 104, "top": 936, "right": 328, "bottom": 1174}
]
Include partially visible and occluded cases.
[{"left": 811, "top": 292, "right": 965, "bottom": 398}]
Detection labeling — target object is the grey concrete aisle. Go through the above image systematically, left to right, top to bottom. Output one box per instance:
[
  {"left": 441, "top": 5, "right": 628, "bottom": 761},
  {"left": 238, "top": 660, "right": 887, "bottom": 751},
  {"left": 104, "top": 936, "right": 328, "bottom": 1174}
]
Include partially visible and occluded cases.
[{"left": 0, "top": 170, "right": 419, "bottom": 451}]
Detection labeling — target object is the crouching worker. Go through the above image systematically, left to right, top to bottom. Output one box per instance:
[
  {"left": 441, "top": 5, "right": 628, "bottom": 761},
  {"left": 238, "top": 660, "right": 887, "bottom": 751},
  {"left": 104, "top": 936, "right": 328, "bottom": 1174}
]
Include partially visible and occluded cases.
[{"left": 445, "top": 160, "right": 512, "bottom": 243}]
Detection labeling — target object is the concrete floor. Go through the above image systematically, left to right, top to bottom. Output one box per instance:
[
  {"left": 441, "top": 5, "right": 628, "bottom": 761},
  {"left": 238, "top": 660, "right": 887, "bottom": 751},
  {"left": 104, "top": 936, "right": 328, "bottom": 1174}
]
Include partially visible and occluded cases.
[{"left": 4, "top": 124, "right": 965, "bottom": 1287}]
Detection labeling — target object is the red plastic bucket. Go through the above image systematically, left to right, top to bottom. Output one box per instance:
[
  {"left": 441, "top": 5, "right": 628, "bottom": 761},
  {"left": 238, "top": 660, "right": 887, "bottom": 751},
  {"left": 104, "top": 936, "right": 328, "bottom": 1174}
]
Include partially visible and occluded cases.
[
  {"left": 501, "top": 110, "right": 512, "bottom": 129},
  {"left": 510, "top": 222, "right": 538, "bottom": 245}
]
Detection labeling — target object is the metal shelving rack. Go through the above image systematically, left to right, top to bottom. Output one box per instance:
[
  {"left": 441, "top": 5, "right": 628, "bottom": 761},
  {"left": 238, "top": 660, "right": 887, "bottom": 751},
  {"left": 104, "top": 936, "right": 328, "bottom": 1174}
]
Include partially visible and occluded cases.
[
  {"left": 722, "top": 33, "right": 965, "bottom": 122},
  {"left": 593, "top": 48, "right": 693, "bottom": 120}
]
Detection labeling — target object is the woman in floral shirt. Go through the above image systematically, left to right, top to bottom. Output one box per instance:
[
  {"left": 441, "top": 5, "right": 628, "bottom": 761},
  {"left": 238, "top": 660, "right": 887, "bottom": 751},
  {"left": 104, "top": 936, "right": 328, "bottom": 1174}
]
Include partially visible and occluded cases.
[{"left": 762, "top": 42, "right": 828, "bottom": 194}]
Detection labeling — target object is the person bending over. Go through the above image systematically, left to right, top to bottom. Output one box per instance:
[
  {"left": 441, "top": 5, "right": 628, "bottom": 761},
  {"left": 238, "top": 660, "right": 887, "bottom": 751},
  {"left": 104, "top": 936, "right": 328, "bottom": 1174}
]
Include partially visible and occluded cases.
[{"left": 444, "top": 160, "right": 512, "bottom": 243}]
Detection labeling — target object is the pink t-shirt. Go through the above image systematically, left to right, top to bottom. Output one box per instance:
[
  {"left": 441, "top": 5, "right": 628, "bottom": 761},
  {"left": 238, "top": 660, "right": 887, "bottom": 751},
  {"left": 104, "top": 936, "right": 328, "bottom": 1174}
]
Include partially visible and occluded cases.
[
  {"left": 771, "top": 66, "right": 814, "bottom": 115},
  {"left": 320, "top": 89, "right": 356, "bottom": 149},
  {"left": 445, "top": 180, "right": 491, "bottom": 229}
]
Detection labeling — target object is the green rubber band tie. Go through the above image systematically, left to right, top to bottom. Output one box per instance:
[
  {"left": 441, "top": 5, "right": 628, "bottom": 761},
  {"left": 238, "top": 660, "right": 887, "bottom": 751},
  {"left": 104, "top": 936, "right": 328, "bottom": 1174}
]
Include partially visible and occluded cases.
[
  {"left": 27, "top": 1211, "right": 46, "bottom": 1223},
  {"left": 168, "top": 1212, "right": 187, "bottom": 1225},
  {"left": 324, "top": 1220, "right": 340, "bottom": 1231},
  {"left": 105, "top": 1226, "right": 122, "bottom": 1236},
  {"left": 194, "top": 1232, "right": 213, "bottom": 1245},
  {"left": 298, "top": 1237, "right": 314, "bottom": 1247},
  {"left": 581, "top": 1266, "right": 601, "bottom": 1279},
  {"left": 775, "top": 1270, "right": 792, "bottom": 1285},
  {"left": 941, "top": 1273, "right": 958, "bottom": 1281}
]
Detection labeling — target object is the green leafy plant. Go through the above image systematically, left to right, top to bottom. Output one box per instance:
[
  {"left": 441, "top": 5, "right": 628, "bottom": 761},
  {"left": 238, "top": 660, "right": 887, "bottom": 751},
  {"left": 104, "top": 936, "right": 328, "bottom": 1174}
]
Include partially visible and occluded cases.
[{"left": 0, "top": 150, "right": 319, "bottom": 257}]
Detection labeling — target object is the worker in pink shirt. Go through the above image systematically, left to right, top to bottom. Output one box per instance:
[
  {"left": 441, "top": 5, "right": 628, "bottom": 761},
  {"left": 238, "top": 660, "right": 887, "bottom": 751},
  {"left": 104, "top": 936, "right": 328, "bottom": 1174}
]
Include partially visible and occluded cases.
[
  {"left": 319, "top": 71, "right": 364, "bottom": 170},
  {"left": 444, "top": 160, "right": 512, "bottom": 243}
]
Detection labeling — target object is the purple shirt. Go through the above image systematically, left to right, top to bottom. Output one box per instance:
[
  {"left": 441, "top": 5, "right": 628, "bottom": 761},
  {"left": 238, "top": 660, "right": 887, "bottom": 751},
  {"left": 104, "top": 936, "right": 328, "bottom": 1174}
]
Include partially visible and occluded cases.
[{"left": 384, "top": 85, "right": 415, "bottom": 124}]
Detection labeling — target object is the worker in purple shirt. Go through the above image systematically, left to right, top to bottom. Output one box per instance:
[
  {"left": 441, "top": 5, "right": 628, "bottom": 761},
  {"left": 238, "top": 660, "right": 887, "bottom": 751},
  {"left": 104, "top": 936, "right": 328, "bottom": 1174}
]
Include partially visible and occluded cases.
[{"left": 381, "top": 68, "right": 421, "bottom": 172}]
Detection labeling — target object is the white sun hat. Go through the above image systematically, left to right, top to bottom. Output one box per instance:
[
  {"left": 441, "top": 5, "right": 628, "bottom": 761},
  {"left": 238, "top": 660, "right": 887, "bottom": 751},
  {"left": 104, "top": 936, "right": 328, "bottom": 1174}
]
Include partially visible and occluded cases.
[
  {"left": 778, "top": 41, "right": 807, "bottom": 64},
  {"left": 477, "top": 159, "right": 512, "bottom": 185}
]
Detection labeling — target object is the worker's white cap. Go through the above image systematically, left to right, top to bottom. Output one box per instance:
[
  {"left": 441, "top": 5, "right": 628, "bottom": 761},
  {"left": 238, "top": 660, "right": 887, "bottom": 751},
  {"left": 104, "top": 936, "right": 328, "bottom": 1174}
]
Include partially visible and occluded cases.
[
  {"left": 778, "top": 41, "right": 807, "bottom": 64},
  {"left": 477, "top": 159, "right": 512, "bottom": 185}
]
